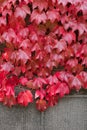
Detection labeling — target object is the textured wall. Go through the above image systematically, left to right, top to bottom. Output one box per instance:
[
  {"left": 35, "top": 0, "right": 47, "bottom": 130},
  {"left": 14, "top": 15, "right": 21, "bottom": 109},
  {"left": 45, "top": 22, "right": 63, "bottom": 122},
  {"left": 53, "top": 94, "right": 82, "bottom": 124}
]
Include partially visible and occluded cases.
[{"left": 0, "top": 95, "right": 87, "bottom": 130}]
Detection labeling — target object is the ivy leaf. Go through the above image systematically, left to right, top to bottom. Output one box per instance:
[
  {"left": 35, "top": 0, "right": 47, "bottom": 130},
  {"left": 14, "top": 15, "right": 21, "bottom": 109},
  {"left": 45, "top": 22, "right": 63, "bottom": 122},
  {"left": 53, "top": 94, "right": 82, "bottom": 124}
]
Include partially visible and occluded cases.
[
  {"left": 33, "top": 0, "right": 48, "bottom": 11},
  {"left": 15, "top": 5, "right": 30, "bottom": 18},
  {"left": 46, "top": 9, "right": 60, "bottom": 23},
  {"left": 31, "top": 10, "right": 47, "bottom": 24},
  {"left": 2, "top": 28, "right": 16, "bottom": 43},
  {"left": 63, "top": 32, "right": 76, "bottom": 45},
  {"left": 53, "top": 39, "right": 67, "bottom": 52},
  {"left": 17, "top": 49, "right": 30, "bottom": 64},
  {"left": 0, "top": 62, "right": 14, "bottom": 72},
  {"left": 78, "top": 71, "right": 87, "bottom": 89},
  {"left": 69, "top": 76, "right": 82, "bottom": 91},
  {"left": 19, "top": 77, "right": 28, "bottom": 86},
  {"left": 33, "top": 77, "right": 47, "bottom": 89},
  {"left": 56, "top": 82, "right": 69, "bottom": 97},
  {"left": 35, "top": 88, "right": 46, "bottom": 99},
  {"left": 17, "top": 90, "right": 33, "bottom": 106},
  {"left": 3, "top": 95, "right": 16, "bottom": 107},
  {"left": 46, "top": 95, "right": 59, "bottom": 107},
  {"left": 36, "top": 99, "right": 48, "bottom": 111}
]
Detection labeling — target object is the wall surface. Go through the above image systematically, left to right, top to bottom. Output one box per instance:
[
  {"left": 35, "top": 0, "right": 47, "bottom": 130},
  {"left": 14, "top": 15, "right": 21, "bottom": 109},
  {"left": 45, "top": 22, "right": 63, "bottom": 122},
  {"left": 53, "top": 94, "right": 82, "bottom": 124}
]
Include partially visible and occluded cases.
[{"left": 0, "top": 95, "right": 87, "bottom": 130}]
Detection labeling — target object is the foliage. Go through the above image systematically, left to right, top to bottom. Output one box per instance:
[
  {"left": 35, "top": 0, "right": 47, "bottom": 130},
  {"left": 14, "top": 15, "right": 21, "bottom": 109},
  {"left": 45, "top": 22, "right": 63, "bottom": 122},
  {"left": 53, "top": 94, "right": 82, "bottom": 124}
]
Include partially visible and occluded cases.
[{"left": 0, "top": 0, "right": 87, "bottom": 111}]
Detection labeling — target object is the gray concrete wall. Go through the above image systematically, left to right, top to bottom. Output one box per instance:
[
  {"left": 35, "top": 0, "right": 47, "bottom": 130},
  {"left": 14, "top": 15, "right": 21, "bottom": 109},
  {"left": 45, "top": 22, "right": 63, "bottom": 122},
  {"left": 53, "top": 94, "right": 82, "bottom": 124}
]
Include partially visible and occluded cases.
[{"left": 0, "top": 95, "right": 87, "bottom": 130}]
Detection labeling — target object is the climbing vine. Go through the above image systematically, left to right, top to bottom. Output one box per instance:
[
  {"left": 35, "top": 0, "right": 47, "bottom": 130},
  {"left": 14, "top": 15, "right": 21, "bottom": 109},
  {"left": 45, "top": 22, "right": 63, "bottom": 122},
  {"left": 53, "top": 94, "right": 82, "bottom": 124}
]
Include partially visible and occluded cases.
[{"left": 0, "top": 0, "right": 87, "bottom": 111}]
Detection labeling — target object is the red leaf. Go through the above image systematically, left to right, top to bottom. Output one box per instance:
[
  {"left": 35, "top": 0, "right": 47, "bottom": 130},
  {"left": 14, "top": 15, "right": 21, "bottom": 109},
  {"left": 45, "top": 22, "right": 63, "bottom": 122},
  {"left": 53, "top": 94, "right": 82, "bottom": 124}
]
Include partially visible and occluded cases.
[
  {"left": 33, "top": 0, "right": 48, "bottom": 11},
  {"left": 15, "top": 5, "right": 30, "bottom": 18},
  {"left": 46, "top": 9, "right": 60, "bottom": 22},
  {"left": 31, "top": 10, "right": 47, "bottom": 24},
  {"left": 63, "top": 32, "right": 76, "bottom": 45},
  {"left": 53, "top": 39, "right": 67, "bottom": 52},
  {"left": 17, "top": 49, "right": 30, "bottom": 64},
  {"left": 0, "top": 62, "right": 14, "bottom": 72},
  {"left": 78, "top": 71, "right": 87, "bottom": 89},
  {"left": 47, "top": 75, "right": 59, "bottom": 85},
  {"left": 69, "top": 76, "right": 82, "bottom": 91},
  {"left": 19, "top": 77, "right": 28, "bottom": 86},
  {"left": 33, "top": 77, "right": 47, "bottom": 89},
  {"left": 56, "top": 82, "right": 69, "bottom": 97},
  {"left": 35, "top": 88, "right": 46, "bottom": 99},
  {"left": 17, "top": 90, "right": 33, "bottom": 106},
  {"left": 0, "top": 91, "right": 5, "bottom": 102},
  {"left": 3, "top": 95, "right": 16, "bottom": 107},
  {"left": 46, "top": 95, "right": 59, "bottom": 107},
  {"left": 36, "top": 99, "right": 48, "bottom": 111}
]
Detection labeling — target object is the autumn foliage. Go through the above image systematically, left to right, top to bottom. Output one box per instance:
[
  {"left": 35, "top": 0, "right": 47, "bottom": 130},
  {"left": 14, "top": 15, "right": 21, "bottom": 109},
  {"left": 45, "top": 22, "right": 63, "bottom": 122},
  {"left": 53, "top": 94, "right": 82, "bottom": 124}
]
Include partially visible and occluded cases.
[{"left": 0, "top": 0, "right": 87, "bottom": 111}]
